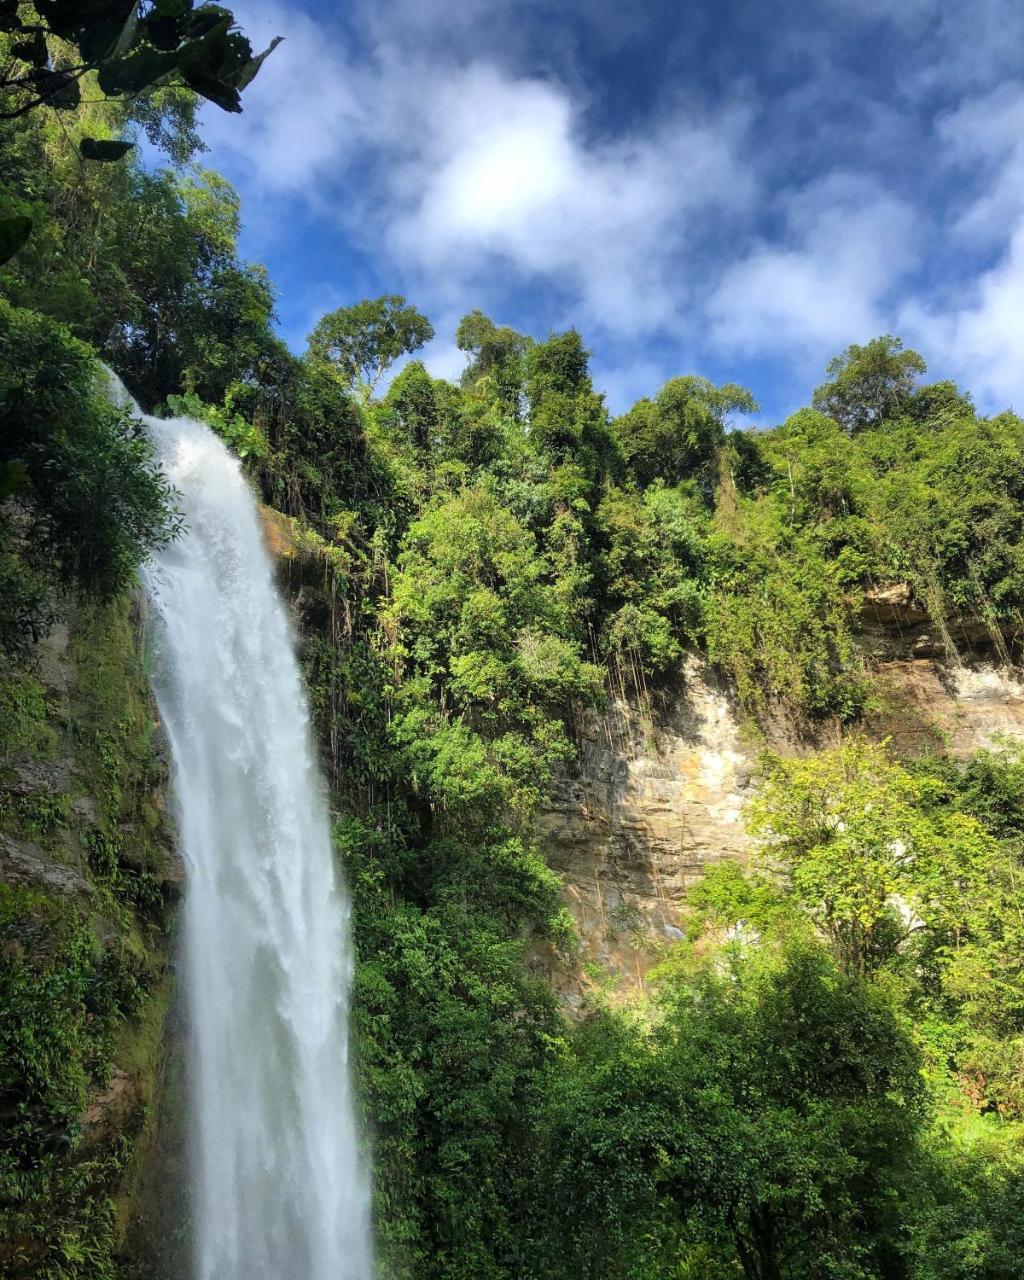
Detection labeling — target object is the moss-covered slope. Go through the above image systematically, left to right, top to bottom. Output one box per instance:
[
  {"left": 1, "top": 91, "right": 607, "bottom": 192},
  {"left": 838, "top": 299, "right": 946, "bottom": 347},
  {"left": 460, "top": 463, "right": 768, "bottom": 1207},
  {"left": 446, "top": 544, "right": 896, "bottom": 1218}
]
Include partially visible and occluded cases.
[{"left": 0, "top": 596, "right": 182, "bottom": 1280}]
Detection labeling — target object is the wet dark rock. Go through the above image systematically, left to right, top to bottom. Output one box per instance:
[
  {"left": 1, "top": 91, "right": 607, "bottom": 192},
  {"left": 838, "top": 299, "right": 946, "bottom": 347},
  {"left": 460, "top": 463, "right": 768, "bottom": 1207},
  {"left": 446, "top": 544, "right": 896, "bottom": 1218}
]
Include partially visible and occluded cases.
[
  {"left": 6, "top": 757, "right": 74, "bottom": 797},
  {"left": 0, "top": 833, "right": 93, "bottom": 898}
]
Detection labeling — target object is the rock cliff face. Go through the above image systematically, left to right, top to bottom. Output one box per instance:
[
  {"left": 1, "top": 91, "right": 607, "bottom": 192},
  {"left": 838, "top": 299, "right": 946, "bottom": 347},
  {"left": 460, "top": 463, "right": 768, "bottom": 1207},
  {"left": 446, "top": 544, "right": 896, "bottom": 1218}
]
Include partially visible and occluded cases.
[
  {"left": 256, "top": 521, "right": 1024, "bottom": 1008},
  {"left": 537, "top": 596, "right": 1024, "bottom": 1003},
  {"left": 0, "top": 598, "right": 184, "bottom": 1275},
  {"left": 537, "top": 660, "right": 753, "bottom": 1001}
]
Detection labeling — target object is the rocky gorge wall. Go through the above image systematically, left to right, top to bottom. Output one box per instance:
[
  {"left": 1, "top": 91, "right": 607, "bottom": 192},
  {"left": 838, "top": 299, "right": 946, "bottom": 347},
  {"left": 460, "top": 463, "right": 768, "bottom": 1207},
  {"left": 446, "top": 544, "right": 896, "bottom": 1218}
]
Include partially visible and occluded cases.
[
  {"left": 258, "top": 513, "right": 1024, "bottom": 1007},
  {"left": 537, "top": 592, "right": 1024, "bottom": 1004},
  {"left": 0, "top": 597, "right": 184, "bottom": 1275}
]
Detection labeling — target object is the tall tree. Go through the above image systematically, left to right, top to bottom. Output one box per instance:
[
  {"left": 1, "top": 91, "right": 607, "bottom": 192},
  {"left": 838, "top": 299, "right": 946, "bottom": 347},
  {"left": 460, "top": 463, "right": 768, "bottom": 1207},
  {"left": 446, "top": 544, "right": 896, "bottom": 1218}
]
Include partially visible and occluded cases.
[
  {"left": 307, "top": 295, "right": 434, "bottom": 396},
  {"left": 813, "top": 335, "right": 926, "bottom": 433},
  {"left": 614, "top": 375, "right": 757, "bottom": 488}
]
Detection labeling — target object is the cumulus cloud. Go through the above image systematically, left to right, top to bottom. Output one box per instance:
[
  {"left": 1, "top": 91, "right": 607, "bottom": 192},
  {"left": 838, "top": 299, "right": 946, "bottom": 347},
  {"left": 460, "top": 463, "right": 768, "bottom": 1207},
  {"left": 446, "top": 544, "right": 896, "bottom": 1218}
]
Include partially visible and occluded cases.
[
  {"left": 203, "top": 1, "right": 1024, "bottom": 415},
  {"left": 206, "top": 3, "right": 755, "bottom": 344},
  {"left": 202, "top": 4, "right": 361, "bottom": 194},
  {"left": 385, "top": 67, "right": 753, "bottom": 333},
  {"left": 900, "top": 84, "right": 1024, "bottom": 412},
  {"left": 937, "top": 84, "right": 1024, "bottom": 245},
  {"left": 707, "top": 175, "right": 915, "bottom": 362},
  {"left": 904, "top": 228, "right": 1024, "bottom": 412}
]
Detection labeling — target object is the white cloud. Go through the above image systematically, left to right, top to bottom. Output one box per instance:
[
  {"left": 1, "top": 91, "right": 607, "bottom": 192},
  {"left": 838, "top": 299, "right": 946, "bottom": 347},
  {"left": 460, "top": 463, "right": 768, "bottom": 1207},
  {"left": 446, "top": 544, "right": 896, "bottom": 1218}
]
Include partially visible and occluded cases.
[
  {"left": 823, "top": 0, "right": 1024, "bottom": 96},
  {"left": 205, "top": 2, "right": 1024, "bottom": 417},
  {"left": 202, "top": 3, "right": 362, "bottom": 194},
  {"left": 206, "top": 5, "right": 755, "bottom": 342},
  {"left": 385, "top": 66, "right": 754, "bottom": 334},
  {"left": 900, "top": 84, "right": 1024, "bottom": 412},
  {"left": 937, "top": 84, "right": 1024, "bottom": 245},
  {"left": 707, "top": 174, "right": 915, "bottom": 362},
  {"left": 904, "top": 225, "right": 1024, "bottom": 412},
  {"left": 419, "top": 337, "right": 469, "bottom": 386}
]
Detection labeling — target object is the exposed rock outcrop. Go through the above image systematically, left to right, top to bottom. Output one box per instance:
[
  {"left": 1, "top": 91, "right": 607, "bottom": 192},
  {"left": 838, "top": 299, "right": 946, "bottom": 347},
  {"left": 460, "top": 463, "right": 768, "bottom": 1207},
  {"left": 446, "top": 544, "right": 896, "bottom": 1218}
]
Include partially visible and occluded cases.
[
  {"left": 0, "top": 598, "right": 182, "bottom": 1274},
  {"left": 538, "top": 605, "right": 1024, "bottom": 1001},
  {"left": 537, "top": 660, "right": 753, "bottom": 1000},
  {"left": 0, "top": 832, "right": 95, "bottom": 898}
]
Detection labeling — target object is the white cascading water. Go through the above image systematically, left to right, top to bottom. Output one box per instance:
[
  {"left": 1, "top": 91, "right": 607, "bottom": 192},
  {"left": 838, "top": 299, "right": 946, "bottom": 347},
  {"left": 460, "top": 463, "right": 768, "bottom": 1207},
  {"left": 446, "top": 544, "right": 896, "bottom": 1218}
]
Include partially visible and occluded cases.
[{"left": 133, "top": 397, "right": 373, "bottom": 1280}]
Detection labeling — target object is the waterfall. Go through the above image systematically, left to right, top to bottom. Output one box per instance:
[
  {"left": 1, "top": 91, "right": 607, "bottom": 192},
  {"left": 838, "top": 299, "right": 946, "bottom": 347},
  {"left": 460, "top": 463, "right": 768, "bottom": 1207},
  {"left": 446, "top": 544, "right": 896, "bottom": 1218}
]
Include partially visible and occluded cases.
[{"left": 135, "top": 400, "right": 374, "bottom": 1280}]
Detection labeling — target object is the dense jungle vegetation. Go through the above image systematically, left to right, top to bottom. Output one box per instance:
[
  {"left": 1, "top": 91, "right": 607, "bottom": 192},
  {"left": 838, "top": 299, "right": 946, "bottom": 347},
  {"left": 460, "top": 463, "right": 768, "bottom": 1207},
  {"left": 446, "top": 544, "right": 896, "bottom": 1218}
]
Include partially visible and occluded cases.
[{"left": 3, "top": 6, "right": 1024, "bottom": 1277}]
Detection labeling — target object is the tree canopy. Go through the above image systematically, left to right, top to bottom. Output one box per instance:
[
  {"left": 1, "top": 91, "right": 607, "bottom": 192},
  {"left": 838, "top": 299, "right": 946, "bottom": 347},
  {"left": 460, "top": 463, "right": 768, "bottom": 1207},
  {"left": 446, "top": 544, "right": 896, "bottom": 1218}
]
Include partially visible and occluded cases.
[
  {"left": 307, "top": 295, "right": 435, "bottom": 395},
  {"left": 812, "top": 335, "right": 927, "bottom": 433}
]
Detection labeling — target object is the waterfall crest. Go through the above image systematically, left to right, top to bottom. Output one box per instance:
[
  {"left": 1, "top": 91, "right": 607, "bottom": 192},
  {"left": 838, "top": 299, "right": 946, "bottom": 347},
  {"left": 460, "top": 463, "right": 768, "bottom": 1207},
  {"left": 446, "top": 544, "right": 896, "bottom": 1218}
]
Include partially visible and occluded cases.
[{"left": 136, "top": 401, "right": 373, "bottom": 1280}]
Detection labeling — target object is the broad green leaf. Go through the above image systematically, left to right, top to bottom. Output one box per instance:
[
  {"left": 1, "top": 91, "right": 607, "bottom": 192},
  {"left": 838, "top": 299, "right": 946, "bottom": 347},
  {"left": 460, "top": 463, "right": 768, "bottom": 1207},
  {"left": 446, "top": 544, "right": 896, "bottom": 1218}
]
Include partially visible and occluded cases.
[
  {"left": 76, "top": 2, "right": 139, "bottom": 62},
  {"left": 109, "top": 2, "right": 140, "bottom": 58},
  {"left": 184, "top": 5, "right": 233, "bottom": 39},
  {"left": 140, "top": 12, "right": 187, "bottom": 51},
  {"left": 177, "top": 13, "right": 232, "bottom": 67},
  {"left": 230, "top": 35, "right": 282, "bottom": 91},
  {"left": 97, "top": 46, "right": 178, "bottom": 95},
  {"left": 182, "top": 71, "right": 241, "bottom": 112},
  {"left": 79, "top": 137, "right": 136, "bottom": 162},
  {"left": 0, "top": 214, "right": 32, "bottom": 264}
]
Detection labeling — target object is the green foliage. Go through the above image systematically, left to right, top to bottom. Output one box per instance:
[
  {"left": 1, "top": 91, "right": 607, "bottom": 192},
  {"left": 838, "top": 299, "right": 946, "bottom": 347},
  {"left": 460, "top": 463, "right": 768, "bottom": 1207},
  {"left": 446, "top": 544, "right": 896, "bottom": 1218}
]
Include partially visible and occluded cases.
[
  {"left": 0, "top": 1, "right": 280, "bottom": 124},
  {"left": 307, "top": 295, "right": 435, "bottom": 395},
  {"left": 0, "top": 300, "right": 179, "bottom": 633},
  {"left": 455, "top": 309, "right": 531, "bottom": 416},
  {"left": 813, "top": 335, "right": 927, "bottom": 433},
  {"left": 613, "top": 374, "right": 757, "bottom": 489},
  {"left": 165, "top": 388, "right": 267, "bottom": 458},
  {"left": 870, "top": 408, "right": 1024, "bottom": 627},
  {"left": 597, "top": 481, "right": 708, "bottom": 676},
  {"left": 386, "top": 482, "right": 603, "bottom": 827},
  {"left": 0, "top": 597, "right": 173, "bottom": 1278},
  {"left": 750, "top": 739, "right": 1006, "bottom": 974},
  {"left": 752, "top": 739, "right": 1024, "bottom": 1121},
  {"left": 346, "top": 815, "right": 566, "bottom": 1277},
  {"left": 684, "top": 859, "right": 793, "bottom": 940},
  {"left": 534, "top": 943, "right": 924, "bottom": 1280},
  {"left": 907, "top": 1127, "right": 1024, "bottom": 1280}
]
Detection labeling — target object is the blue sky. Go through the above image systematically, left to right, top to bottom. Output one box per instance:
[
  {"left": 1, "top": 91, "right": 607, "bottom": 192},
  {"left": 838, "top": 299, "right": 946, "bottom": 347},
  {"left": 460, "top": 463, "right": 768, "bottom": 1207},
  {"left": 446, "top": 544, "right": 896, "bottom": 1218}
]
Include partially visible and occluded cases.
[{"left": 199, "top": 0, "right": 1024, "bottom": 422}]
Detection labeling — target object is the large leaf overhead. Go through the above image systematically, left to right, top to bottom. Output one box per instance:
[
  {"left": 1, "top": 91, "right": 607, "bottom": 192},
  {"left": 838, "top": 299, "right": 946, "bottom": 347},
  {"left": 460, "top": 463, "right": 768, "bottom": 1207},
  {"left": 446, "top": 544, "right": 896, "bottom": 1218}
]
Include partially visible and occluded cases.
[
  {"left": 1, "top": 0, "right": 281, "bottom": 123},
  {"left": 97, "top": 45, "right": 178, "bottom": 95},
  {"left": 79, "top": 136, "right": 136, "bottom": 160},
  {"left": 0, "top": 214, "right": 32, "bottom": 264}
]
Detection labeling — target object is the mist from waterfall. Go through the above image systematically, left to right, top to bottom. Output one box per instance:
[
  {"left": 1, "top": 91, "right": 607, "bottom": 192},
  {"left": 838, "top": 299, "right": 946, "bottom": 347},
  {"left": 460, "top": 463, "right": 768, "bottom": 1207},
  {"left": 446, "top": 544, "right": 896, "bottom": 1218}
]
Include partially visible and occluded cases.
[{"left": 135, "top": 398, "right": 373, "bottom": 1280}]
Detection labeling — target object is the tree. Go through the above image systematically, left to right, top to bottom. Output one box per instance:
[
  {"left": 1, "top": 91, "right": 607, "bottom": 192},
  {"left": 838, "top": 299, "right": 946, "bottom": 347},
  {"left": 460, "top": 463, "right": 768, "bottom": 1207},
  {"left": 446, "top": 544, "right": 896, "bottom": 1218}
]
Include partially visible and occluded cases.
[
  {"left": 306, "top": 295, "right": 434, "bottom": 396},
  {"left": 0, "top": 299, "right": 180, "bottom": 653},
  {"left": 455, "top": 309, "right": 531, "bottom": 416},
  {"left": 525, "top": 329, "right": 611, "bottom": 479},
  {"left": 812, "top": 335, "right": 927, "bottom": 433},
  {"left": 614, "top": 375, "right": 757, "bottom": 489},
  {"left": 596, "top": 481, "right": 708, "bottom": 675},
  {"left": 749, "top": 739, "right": 1003, "bottom": 978},
  {"left": 537, "top": 944, "right": 926, "bottom": 1280}
]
